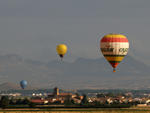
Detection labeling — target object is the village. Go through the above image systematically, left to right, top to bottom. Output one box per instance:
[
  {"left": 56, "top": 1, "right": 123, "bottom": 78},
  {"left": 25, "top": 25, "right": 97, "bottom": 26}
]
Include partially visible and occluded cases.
[
  {"left": 1, "top": 87, "right": 150, "bottom": 108},
  {"left": 29, "top": 88, "right": 150, "bottom": 106}
]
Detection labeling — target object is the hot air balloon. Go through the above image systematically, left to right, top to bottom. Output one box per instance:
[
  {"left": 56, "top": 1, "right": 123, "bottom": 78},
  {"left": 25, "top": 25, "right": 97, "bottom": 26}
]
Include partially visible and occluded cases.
[
  {"left": 100, "top": 34, "right": 129, "bottom": 72},
  {"left": 56, "top": 44, "right": 67, "bottom": 60},
  {"left": 20, "top": 80, "right": 27, "bottom": 89}
]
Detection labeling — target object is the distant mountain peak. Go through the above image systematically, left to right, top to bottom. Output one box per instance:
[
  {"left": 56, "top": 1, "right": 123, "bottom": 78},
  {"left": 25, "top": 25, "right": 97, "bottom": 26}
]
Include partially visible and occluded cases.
[
  {"left": 0, "top": 54, "right": 149, "bottom": 89},
  {"left": 0, "top": 82, "right": 20, "bottom": 91}
]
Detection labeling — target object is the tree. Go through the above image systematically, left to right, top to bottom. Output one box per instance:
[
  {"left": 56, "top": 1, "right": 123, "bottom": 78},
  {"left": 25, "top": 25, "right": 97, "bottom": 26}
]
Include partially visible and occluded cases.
[
  {"left": 75, "top": 93, "right": 80, "bottom": 99},
  {"left": 97, "top": 93, "right": 106, "bottom": 98},
  {"left": 106, "top": 93, "right": 115, "bottom": 98},
  {"left": 81, "top": 94, "right": 88, "bottom": 105},
  {"left": 64, "top": 95, "right": 72, "bottom": 105},
  {"left": 0, "top": 96, "right": 10, "bottom": 109},
  {"left": 22, "top": 98, "right": 30, "bottom": 105},
  {"left": 9, "top": 99, "right": 17, "bottom": 105},
  {"left": 16, "top": 99, "right": 23, "bottom": 105},
  {"left": 71, "top": 99, "right": 75, "bottom": 104},
  {"left": 94, "top": 100, "right": 101, "bottom": 106},
  {"left": 28, "top": 102, "right": 36, "bottom": 108}
]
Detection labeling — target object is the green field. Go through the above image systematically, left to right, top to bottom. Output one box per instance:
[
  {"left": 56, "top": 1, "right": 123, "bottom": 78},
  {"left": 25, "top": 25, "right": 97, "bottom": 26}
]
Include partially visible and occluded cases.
[{"left": 0, "top": 107, "right": 150, "bottom": 113}]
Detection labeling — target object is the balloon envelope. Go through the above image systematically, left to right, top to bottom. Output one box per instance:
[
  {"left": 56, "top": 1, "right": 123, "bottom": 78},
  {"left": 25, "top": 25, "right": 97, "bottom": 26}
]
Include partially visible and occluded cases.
[
  {"left": 100, "top": 34, "right": 129, "bottom": 72},
  {"left": 56, "top": 44, "right": 67, "bottom": 58},
  {"left": 20, "top": 80, "right": 27, "bottom": 89}
]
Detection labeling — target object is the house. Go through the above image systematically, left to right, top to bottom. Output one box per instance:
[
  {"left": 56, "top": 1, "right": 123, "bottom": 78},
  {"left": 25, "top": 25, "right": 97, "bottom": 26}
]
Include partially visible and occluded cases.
[
  {"left": 47, "top": 87, "right": 77, "bottom": 103},
  {"left": 30, "top": 99, "right": 48, "bottom": 104}
]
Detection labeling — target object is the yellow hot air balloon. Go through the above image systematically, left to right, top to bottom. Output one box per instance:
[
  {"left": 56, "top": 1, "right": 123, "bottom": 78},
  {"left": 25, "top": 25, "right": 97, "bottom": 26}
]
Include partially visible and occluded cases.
[
  {"left": 100, "top": 34, "right": 129, "bottom": 72},
  {"left": 56, "top": 44, "right": 67, "bottom": 60}
]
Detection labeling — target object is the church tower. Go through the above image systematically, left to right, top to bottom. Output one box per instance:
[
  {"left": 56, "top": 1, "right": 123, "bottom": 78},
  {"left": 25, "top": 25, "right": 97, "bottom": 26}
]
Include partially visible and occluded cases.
[{"left": 53, "top": 87, "right": 59, "bottom": 95}]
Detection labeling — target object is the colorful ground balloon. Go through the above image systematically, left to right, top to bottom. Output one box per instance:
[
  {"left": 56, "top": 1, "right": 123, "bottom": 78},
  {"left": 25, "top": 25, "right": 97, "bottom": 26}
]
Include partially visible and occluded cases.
[
  {"left": 100, "top": 34, "right": 129, "bottom": 72},
  {"left": 56, "top": 44, "right": 67, "bottom": 60},
  {"left": 20, "top": 80, "right": 27, "bottom": 89}
]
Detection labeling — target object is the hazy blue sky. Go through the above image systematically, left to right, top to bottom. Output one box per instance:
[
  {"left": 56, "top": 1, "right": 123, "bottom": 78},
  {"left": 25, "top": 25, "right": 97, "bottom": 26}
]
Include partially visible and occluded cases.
[{"left": 0, "top": 0, "right": 150, "bottom": 64}]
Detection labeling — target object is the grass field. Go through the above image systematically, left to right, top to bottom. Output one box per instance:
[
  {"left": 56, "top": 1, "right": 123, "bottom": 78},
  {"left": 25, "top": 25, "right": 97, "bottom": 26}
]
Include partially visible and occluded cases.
[{"left": 0, "top": 107, "right": 150, "bottom": 113}]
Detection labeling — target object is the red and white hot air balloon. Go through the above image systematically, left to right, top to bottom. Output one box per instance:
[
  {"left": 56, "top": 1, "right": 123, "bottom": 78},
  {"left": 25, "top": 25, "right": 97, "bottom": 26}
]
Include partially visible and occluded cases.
[{"left": 100, "top": 34, "right": 129, "bottom": 72}]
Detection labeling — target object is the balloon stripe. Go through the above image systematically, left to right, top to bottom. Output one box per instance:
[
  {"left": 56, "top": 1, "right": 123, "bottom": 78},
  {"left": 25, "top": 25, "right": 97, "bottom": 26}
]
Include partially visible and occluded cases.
[
  {"left": 103, "top": 34, "right": 127, "bottom": 39},
  {"left": 101, "top": 38, "right": 128, "bottom": 42},
  {"left": 100, "top": 42, "right": 129, "bottom": 55},
  {"left": 104, "top": 55, "right": 126, "bottom": 57},
  {"left": 105, "top": 57, "right": 124, "bottom": 61},
  {"left": 109, "top": 61, "right": 121, "bottom": 63},
  {"left": 110, "top": 62, "right": 119, "bottom": 68}
]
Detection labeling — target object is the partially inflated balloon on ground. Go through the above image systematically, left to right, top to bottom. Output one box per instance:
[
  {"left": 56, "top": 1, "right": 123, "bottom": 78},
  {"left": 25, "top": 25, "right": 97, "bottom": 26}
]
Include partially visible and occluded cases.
[
  {"left": 100, "top": 34, "right": 129, "bottom": 72},
  {"left": 56, "top": 44, "right": 67, "bottom": 60},
  {"left": 20, "top": 80, "right": 27, "bottom": 89}
]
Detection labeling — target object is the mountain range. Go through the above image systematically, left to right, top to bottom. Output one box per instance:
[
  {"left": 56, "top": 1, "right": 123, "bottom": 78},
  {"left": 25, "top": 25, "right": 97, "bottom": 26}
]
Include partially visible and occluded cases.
[{"left": 0, "top": 54, "right": 149, "bottom": 90}]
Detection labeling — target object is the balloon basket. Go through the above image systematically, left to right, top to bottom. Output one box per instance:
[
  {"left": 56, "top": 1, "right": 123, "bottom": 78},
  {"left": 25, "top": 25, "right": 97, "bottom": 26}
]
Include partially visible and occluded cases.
[{"left": 113, "top": 68, "right": 116, "bottom": 72}]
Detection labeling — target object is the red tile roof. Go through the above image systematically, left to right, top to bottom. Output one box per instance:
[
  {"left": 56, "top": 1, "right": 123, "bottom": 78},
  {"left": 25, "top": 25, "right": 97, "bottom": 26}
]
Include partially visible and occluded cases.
[{"left": 30, "top": 99, "right": 45, "bottom": 103}]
